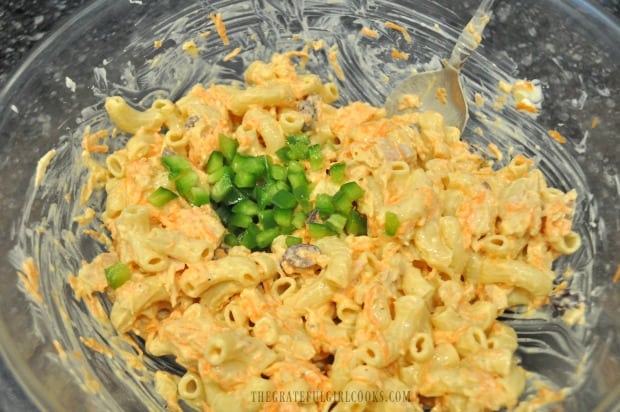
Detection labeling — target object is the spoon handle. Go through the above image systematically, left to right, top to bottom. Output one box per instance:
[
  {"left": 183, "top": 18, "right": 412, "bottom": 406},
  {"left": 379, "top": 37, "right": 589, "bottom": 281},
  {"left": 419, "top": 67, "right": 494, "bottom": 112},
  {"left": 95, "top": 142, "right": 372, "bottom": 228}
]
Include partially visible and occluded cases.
[{"left": 447, "top": 0, "right": 496, "bottom": 68}]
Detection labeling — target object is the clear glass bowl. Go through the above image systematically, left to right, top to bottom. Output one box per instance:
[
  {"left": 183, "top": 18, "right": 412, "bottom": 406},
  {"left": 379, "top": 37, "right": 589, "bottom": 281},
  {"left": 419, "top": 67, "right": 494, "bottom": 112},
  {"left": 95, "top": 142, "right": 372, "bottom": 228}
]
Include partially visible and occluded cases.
[{"left": 0, "top": 0, "right": 618, "bottom": 410}]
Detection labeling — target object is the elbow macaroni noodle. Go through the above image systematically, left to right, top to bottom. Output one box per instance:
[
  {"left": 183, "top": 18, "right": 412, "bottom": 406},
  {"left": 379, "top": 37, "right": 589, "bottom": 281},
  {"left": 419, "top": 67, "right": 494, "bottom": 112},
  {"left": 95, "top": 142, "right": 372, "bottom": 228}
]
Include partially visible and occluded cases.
[{"left": 75, "top": 53, "right": 581, "bottom": 411}]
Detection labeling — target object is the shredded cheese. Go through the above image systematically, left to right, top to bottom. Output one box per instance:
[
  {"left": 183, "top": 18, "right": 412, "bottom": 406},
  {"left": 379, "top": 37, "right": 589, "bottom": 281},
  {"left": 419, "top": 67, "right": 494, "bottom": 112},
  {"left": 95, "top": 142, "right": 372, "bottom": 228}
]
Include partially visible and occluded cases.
[
  {"left": 209, "top": 13, "right": 230, "bottom": 45},
  {"left": 385, "top": 21, "right": 412, "bottom": 43},
  {"left": 360, "top": 27, "right": 378, "bottom": 38},
  {"left": 223, "top": 47, "right": 242, "bottom": 62},
  {"left": 391, "top": 48, "right": 410, "bottom": 60},
  {"left": 548, "top": 129, "right": 567, "bottom": 144},
  {"left": 613, "top": 264, "right": 620, "bottom": 283}
]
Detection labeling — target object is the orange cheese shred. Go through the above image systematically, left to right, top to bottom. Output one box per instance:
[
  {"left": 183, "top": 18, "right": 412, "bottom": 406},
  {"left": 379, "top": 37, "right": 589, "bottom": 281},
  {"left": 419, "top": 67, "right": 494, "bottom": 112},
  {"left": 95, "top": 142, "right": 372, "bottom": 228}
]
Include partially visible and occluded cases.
[
  {"left": 209, "top": 13, "right": 230, "bottom": 45},
  {"left": 385, "top": 21, "right": 412, "bottom": 43},
  {"left": 360, "top": 27, "right": 378, "bottom": 38},
  {"left": 223, "top": 47, "right": 242, "bottom": 62},
  {"left": 391, "top": 48, "right": 410, "bottom": 60},
  {"left": 516, "top": 100, "right": 538, "bottom": 114},
  {"left": 548, "top": 129, "right": 567, "bottom": 144},
  {"left": 613, "top": 264, "right": 620, "bottom": 283}
]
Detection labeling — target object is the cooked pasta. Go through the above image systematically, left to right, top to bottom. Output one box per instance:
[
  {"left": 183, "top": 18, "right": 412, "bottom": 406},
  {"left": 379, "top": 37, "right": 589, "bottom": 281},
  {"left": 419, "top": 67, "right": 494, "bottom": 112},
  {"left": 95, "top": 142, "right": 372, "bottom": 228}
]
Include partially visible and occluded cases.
[{"left": 74, "top": 52, "right": 581, "bottom": 411}]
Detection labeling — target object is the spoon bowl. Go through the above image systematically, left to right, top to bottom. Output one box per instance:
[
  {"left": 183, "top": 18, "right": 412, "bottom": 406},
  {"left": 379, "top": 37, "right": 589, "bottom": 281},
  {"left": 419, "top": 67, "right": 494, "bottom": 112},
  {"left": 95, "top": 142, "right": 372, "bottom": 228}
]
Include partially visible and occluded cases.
[
  {"left": 385, "top": 0, "right": 495, "bottom": 131},
  {"left": 385, "top": 65, "right": 467, "bottom": 131}
]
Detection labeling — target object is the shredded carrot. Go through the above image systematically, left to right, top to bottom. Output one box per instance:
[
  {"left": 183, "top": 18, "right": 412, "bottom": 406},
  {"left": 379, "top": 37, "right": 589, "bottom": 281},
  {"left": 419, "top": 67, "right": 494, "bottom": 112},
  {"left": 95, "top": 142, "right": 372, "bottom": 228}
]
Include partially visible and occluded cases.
[
  {"left": 209, "top": 13, "right": 230, "bottom": 45},
  {"left": 385, "top": 21, "right": 412, "bottom": 43},
  {"left": 360, "top": 27, "right": 378, "bottom": 38},
  {"left": 284, "top": 44, "right": 310, "bottom": 70},
  {"left": 328, "top": 45, "right": 345, "bottom": 81},
  {"left": 223, "top": 47, "right": 242, "bottom": 62},
  {"left": 391, "top": 48, "right": 410, "bottom": 60},
  {"left": 516, "top": 100, "right": 538, "bottom": 114},
  {"left": 82, "top": 129, "right": 109, "bottom": 153},
  {"left": 548, "top": 129, "right": 567, "bottom": 144},
  {"left": 613, "top": 264, "right": 620, "bottom": 283}
]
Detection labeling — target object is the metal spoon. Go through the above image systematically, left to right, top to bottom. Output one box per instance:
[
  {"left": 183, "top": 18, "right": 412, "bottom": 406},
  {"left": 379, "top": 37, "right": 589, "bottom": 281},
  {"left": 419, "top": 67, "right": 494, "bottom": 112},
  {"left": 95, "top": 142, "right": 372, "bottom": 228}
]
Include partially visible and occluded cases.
[{"left": 385, "top": 0, "right": 496, "bottom": 131}]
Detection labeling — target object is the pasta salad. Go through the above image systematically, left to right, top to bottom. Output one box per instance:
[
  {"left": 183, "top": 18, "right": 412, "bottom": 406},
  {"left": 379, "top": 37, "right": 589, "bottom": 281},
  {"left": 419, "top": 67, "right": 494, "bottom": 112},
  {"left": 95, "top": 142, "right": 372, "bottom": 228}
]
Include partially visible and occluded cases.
[{"left": 73, "top": 53, "right": 581, "bottom": 411}]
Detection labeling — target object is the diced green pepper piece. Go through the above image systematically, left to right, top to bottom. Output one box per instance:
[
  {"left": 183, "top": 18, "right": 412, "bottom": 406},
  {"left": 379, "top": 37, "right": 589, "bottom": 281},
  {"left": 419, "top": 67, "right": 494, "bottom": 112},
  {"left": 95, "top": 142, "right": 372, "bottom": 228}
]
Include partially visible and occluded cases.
[
  {"left": 219, "top": 133, "right": 239, "bottom": 161},
  {"left": 286, "top": 133, "right": 311, "bottom": 146},
  {"left": 285, "top": 134, "right": 311, "bottom": 161},
  {"left": 287, "top": 142, "right": 309, "bottom": 160},
  {"left": 308, "top": 144, "right": 323, "bottom": 171},
  {"left": 276, "top": 146, "right": 291, "bottom": 163},
  {"left": 205, "top": 151, "right": 224, "bottom": 174},
  {"left": 231, "top": 154, "right": 266, "bottom": 175},
  {"left": 161, "top": 155, "right": 192, "bottom": 178},
  {"left": 247, "top": 155, "right": 268, "bottom": 176},
  {"left": 287, "top": 160, "right": 305, "bottom": 174},
  {"left": 329, "top": 162, "right": 346, "bottom": 184},
  {"left": 269, "top": 163, "right": 288, "bottom": 181},
  {"left": 207, "top": 165, "right": 233, "bottom": 184},
  {"left": 175, "top": 170, "right": 200, "bottom": 198},
  {"left": 234, "top": 170, "right": 257, "bottom": 189},
  {"left": 287, "top": 172, "right": 308, "bottom": 190},
  {"left": 210, "top": 173, "right": 234, "bottom": 203},
  {"left": 274, "top": 180, "right": 291, "bottom": 192},
  {"left": 340, "top": 181, "right": 364, "bottom": 200},
  {"left": 256, "top": 182, "right": 279, "bottom": 209},
  {"left": 332, "top": 182, "right": 365, "bottom": 213},
  {"left": 293, "top": 185, "right": 310, "bottom": 205},
  {"left": 188, "top": 186, "right": 210, "bottom": 206},
  {"left": 148, "top": 187, "right": 178, "bottom": 207},
  {"left": 222, "top": 187, "right": 247, "bottom": 206},
  {"left": 271, "top": 189, "right": 298, "bottom": 209},
  {"left": 315, "top": 193, "right": 335, "bottom": 218},
  {"left": 332, "top": 193, "right": 353, "bottom": 214},
  {"left": 232, "top": 199, "right": 260, "bottom": 216},
  {"left": 214, "top": 205, "right": 233, "bottom": 226},
  {"left": 273, "top": 208, "right": 293, "bottom": 227},
  {"left": 258, "top": 209, "right": 277, "bottom": 229},
  {"left": 346, "top": 210, "right": 368, "bottom": 236},
  {"left": 291, "top": 211, "right": 307, "bottom": 229},
  {"left": 384, "top": 211, "right": 400, "bottom": 236},
  {"left": 230, "top": 213, "right": 253, "bottom": 229},
  {"left": 325, "top": 213, "right": 347, "bottom": 234},
  {"left": 308, "top": 222, "right": 337, "bottom": 240},
  {"left": 239, "top": 224, "right": 260, "bottom": 249},
  {"left": 280, "top": 225, "right": 296, "bottom": 235},
  {"left": 255, "top": 227, "right": 280, "bottom": 249},
  {"left": 224, "top": 233, "right": 239, "bottom": 247},
  {"left": 285, "top": 236, "right": 302, "bottom": 247},
  {"left": 104, "top": 263, "right": 131, "bottom": 289}
]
